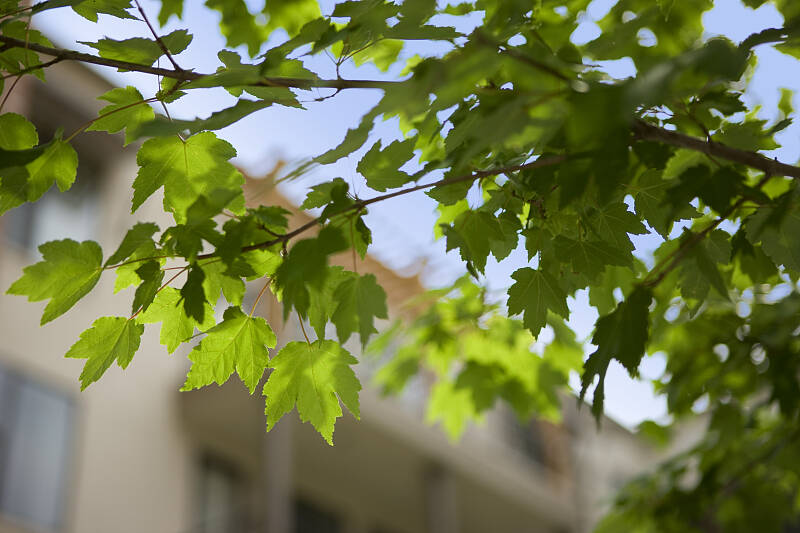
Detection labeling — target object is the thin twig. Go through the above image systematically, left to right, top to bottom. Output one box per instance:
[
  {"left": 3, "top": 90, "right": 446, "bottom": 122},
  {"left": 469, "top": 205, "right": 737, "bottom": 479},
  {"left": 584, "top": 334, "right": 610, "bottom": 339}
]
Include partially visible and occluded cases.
[
  {"left": 133, "top": 0, "right": 183, "bottom": 72},
  {"left": 0, "top": 56, "right": 62, "bottom": 79},
  {"left": 65, "top": 97, "right": 158, "bottom": 142},
  {"left": 632, "top": 119, "right": 800, "bottom": 179},
  {"left": 196, "top": 155, "right": 570, "bottom": 260},
  {"left": 642, "top": 173, "right": 773, "bottom": 288}
]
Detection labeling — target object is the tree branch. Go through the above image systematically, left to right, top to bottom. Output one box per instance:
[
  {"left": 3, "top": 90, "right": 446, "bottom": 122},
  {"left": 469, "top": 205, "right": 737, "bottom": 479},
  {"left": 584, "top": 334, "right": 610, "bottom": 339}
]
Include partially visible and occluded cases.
[
  {"left": 0, "top": 35, "right": 398, "bottom": 91},
  {"left": 632, "top": 119, "right": 800, "bottom": 179},
  {"left": 196, "top": 155, "right": 569, "bottom": 260}
]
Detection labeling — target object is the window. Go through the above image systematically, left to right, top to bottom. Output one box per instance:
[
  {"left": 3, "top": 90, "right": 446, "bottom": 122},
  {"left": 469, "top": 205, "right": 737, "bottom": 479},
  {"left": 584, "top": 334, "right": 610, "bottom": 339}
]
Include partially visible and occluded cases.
[
  {"left": 4, "top": 176, "right": 99, "bottom": 251},
  {"left": 0, "top": 363, "right": 75, "bottom": 531},
  {"left": 196, "top": 455, "right": 247, "bottom": 533},
  {"left": 294, "top": 498, "right": 341, "bottom": 533}
]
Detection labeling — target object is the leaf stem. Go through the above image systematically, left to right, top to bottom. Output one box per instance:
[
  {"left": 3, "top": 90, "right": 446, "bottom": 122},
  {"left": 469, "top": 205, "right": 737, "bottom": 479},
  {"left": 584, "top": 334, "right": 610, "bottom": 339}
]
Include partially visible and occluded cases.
[
  {"left": 65, "top": 97, "right": 159, "bottom": 143},
  {"left": 249, "top": 277, "right": 271, "bottom": 317},
  {"left": 297, "top": 311, "right": 311, "bottom": 345}
]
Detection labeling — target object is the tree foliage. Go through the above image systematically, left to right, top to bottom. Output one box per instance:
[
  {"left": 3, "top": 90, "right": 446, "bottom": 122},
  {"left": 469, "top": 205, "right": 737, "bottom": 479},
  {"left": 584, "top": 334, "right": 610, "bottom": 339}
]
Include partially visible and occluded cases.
[{"left": 2, "top": 0, "right": 800, "bottom": 529}]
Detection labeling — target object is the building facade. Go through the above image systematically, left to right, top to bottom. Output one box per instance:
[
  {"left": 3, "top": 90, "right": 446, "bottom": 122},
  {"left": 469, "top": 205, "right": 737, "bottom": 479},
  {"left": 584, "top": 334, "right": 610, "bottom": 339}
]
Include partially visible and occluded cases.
[{"left": 0, "top": 61, "right": 660, "bottom": 533}]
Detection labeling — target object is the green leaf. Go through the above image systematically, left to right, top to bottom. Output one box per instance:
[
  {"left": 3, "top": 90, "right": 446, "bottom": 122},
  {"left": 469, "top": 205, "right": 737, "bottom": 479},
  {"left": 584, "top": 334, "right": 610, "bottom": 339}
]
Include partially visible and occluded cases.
[
  {"left": 71, "top": 0, "right": 136, "bottom": 21},
  {"left": 158, "top": 0, "right": 183, "bottom": 25},
  {"left": 205, "top": 0, "right": 268, "bottom": 56},
  {"left": 263, "top": 0, "right": 321, "bottom": 36},
  {"left": 79, "top": 29, "right": 192, "bottom": 66},
  {"left": 86, "top": 86, "right": 155, "bottom": 145},
  {"left": 133, "top": 99, "right": 282, "bottom": 139},
  {"left": 314, "top": 106, "right": 380, "bottom": 165},
  {"left": 0, "top": 113, "right": 38, "bottom": 150},
  {"left": 132, "top": 132, "right": 245, "bottom": 221},
  {"left": 0, "top": 136, "right": 79, "bottom": 214},
  {"left": 24, "top": 137, "right": 78, "bottom": 196},
  {"left": 357, "top": 138, "right": 416, "bottom": 192},
  {"left": 301, "top": 177, "right": 351, "bottom": 212},
  {"left": 745, "top": 200, "right": 800, "bottom": 273},
  {"left": 587, "top": 203, "right": 647, "bottom": 253},
  {"left": 443, "top": 210, "right": 505, "bottom": 273},
  {"left": 106, "top": 222, "right": 159, "bottom": 266},
  {"left": 274, "top": 226, "right": 347, "bottom": 318},
  {"left": 554, "top": 236, "right": 631, "bottom": 280},
  {"left": 7, "top": 239, "right": 102, "bottom": 324},
  {"left": 201, "top": 259, "right": 246, "bottom": 307},
  {"left": 131, "top": 260, "right": 164, "bottom": 313},
  {"left": 181, "top": 266, "right": 207, "bottom": 323},
  {"left": 307, "top": 266, "right": 353, "bottom": 340},
  {"left": 507, "top": 267, "right": 569, "bottom": 338},
  {"left": 331, "top": 273, "right": 388, "bottom": 346},
  {"left": 137, "top": 287, "right": 213, "bottom": 353},
  {"left": 581, "top": 287, "right": 652, "bottom": 420},
  {"left": 183, "top": 306, "right": 277, "bottom": 393},
  {"left": 66, "top": 316, "right": 144, "bottom": 389},
  {"left": 263, "top": 340, "right": 361, "bottom": 444},
  {"left": 426, "top": 379, "right": 476, "bottom": 440}
]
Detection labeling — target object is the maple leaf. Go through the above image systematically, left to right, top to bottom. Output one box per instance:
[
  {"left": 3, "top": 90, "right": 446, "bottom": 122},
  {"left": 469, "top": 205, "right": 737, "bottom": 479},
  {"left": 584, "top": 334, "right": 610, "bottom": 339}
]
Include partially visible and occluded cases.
[
  {"left": 79, "top": 30, "right": 191, "bottom": 66},
  {"left": 86, "top": 86, "right": 155, "bottom": 145},
  {"left": 131, "top": 132, "right": 244, "bottom": 221},
  {"left": 357, "top": 138, "right": 416, "bottom": 191},
  {"left": 7, "top": 239, "right": 102, "bottom": 324},
  {"left": 507, "top": 267, "right": 569, "bottom": 338},
  {"left": 332, "top": 273, "right": 388, "bottom": 346},
  {"left": 581, "top": 286, "right": 652, "bottom": 420},
  {"left": 137, "top": 287, "right": 214, "bottom": 353},
  {"left": 183, "top": 306, "right": 277, "bottom": 393},
  {"left": 66, "top": 316, "right": 144, "bottom": 389},
  {"left": 263, "top": 340, "right": 360, "bottom": 444}
]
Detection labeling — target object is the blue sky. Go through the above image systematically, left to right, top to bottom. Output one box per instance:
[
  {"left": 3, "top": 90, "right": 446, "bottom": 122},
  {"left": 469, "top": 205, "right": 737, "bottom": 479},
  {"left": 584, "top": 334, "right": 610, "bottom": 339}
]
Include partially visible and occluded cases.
[{"left": 34, "top": 0, "right": 800, "bottom": 428}]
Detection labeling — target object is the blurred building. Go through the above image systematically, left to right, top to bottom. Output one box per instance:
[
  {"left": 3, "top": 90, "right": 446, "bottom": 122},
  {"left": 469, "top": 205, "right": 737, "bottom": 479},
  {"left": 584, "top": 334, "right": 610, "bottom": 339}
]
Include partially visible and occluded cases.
[{"left": 0, "top": 61, "right": 661, "bottom": 533}]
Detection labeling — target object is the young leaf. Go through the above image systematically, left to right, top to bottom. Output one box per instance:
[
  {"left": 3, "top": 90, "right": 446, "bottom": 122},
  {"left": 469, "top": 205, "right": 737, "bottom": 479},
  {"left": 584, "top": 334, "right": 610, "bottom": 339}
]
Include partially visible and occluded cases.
[
  {"left": 7, "top": 239, "right": 103, "bottom": 324},
  {"left": 507, "top": 267, "right": 569, "bottom": 338},
  {"left": 182, "top": 306, "right": 277, "bottom": 393},
  {"left": 66, "top": 316, "right": 144, "bottom": 389},
  {"left": 263, "top": 340, "right": 361, "bottom": 445}
]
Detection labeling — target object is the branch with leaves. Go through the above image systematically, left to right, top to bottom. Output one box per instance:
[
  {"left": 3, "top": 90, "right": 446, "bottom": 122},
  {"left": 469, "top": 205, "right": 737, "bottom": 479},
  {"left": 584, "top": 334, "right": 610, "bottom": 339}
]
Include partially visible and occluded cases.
[{"left": 3, "top": 0, "right": 800, "bottom": 528}]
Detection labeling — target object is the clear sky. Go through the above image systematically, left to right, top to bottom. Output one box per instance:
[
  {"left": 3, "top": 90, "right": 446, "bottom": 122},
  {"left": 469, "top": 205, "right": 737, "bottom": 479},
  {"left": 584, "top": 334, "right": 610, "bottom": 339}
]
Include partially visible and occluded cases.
[{"left": 34, "top": 0, "right": 799, "bottom": 428}]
